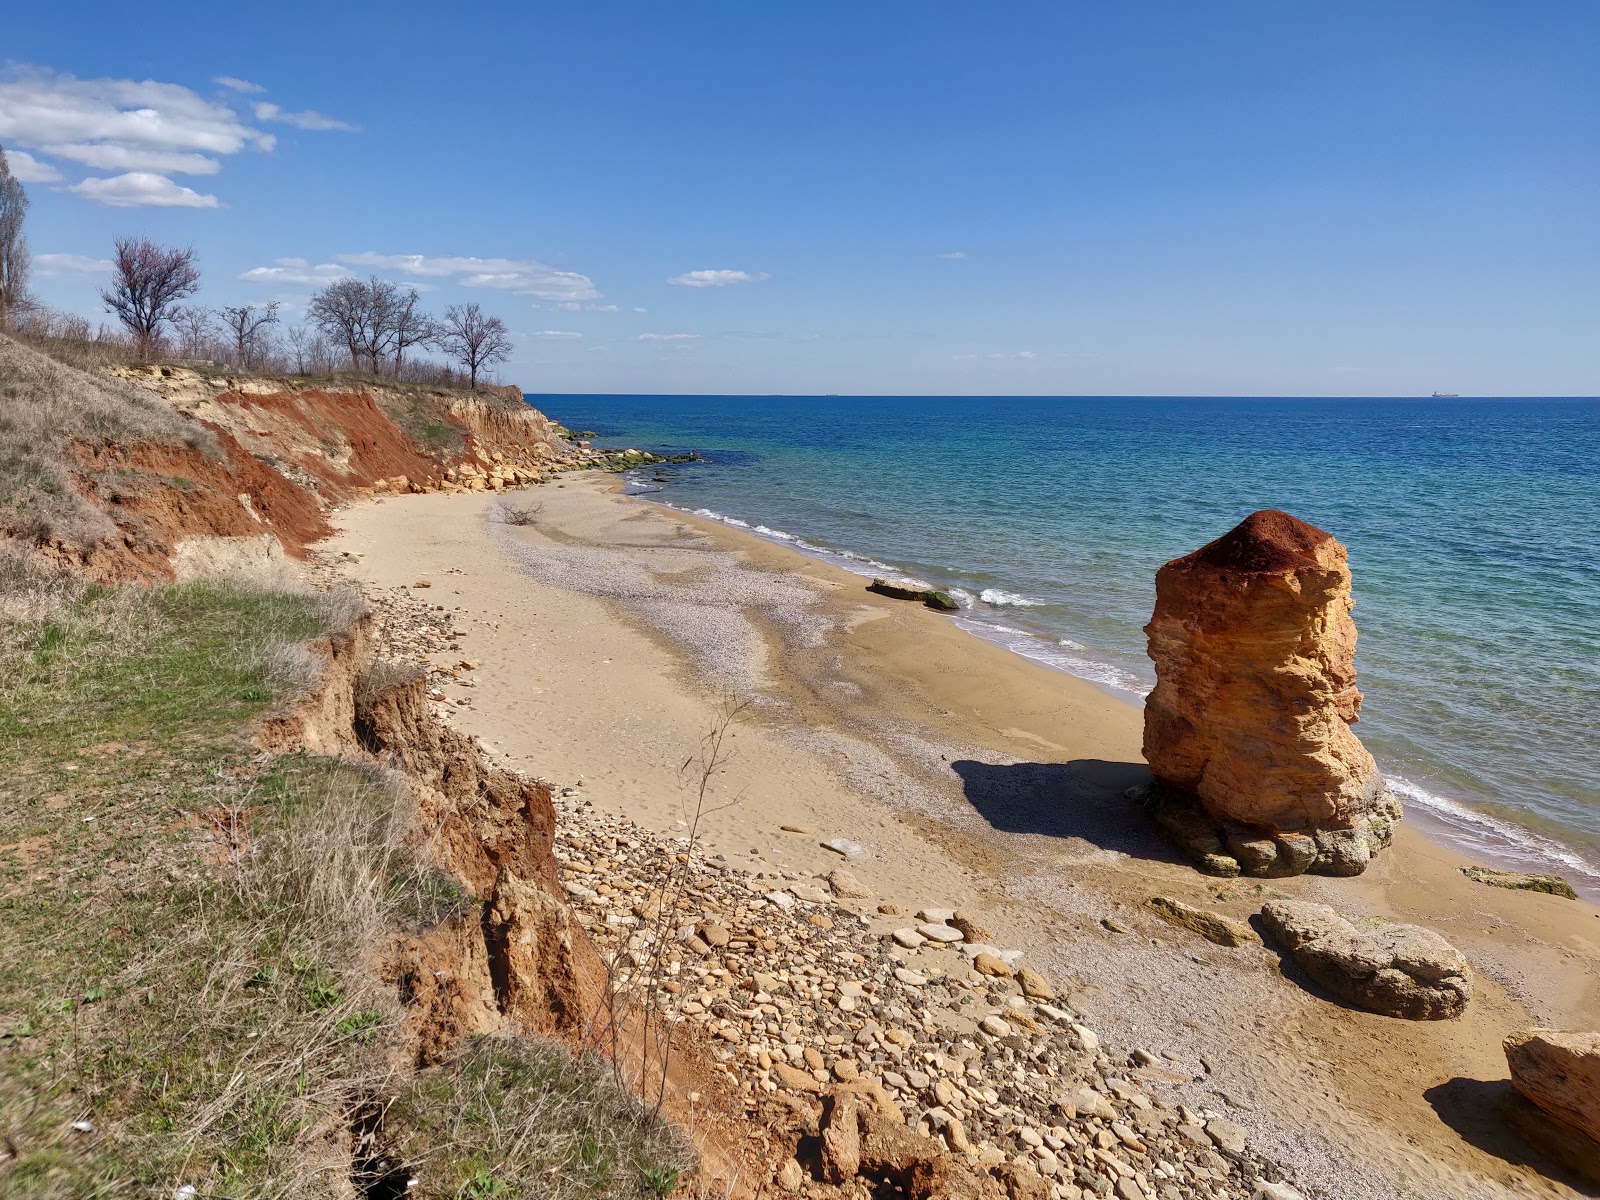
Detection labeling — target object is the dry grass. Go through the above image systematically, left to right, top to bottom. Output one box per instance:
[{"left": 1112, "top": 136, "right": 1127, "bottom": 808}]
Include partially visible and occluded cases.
[{"left": 0, "top": 332, "right": 207, "bottom": 548}]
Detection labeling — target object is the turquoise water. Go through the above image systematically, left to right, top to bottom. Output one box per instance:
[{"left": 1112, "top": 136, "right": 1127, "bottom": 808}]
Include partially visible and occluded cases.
[{"left": 537, "top": 393, "right": 1600, "bottom": 891}]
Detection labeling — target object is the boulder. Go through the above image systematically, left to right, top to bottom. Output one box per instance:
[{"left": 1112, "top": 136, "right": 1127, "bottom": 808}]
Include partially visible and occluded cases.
[
  {"left": 1141, "top": 510, "right": 1401, "bottom": 877},
  {"left": 868, "top": 578, "right": 962, "bottom": 613},
  {"left": 1260, "top": 900, "right": 1471, "bottom": 1019},
  {"left": 1505, "top": 1029, "right": 1600, "bottom": 1145}
]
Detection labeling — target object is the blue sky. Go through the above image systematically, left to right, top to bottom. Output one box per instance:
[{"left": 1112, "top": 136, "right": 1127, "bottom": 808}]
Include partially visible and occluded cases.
[{"left": 4, "top": 1, "right": 1597, "bottom": 395}]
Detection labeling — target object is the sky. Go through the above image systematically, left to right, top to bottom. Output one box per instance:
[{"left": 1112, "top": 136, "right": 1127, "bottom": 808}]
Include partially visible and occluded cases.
[{"left": 3, "top": 1, "right": 1597, "bottom": 396}]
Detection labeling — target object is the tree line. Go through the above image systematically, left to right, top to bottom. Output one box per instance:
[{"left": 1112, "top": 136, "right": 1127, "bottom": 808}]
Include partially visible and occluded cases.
[{"left": 0, "top": 144, "right": 515, "bottom": 389}]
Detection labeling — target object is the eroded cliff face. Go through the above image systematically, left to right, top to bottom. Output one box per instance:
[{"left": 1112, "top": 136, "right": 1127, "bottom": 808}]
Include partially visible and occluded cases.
[
  {"left": 30, "top": 366, "right": 579, "bottom": 581},
  {"left": 1141, "top": 509, "right": 1400, "bottom": 877}
]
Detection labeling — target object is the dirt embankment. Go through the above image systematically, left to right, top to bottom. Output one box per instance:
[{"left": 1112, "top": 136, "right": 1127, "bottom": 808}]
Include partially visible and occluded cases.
[{"left": 34, "top": 364, "right": 581, "bottom": 581}]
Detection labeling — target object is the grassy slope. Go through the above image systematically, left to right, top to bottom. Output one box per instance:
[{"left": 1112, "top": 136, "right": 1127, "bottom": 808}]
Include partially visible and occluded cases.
[{"left": 0, "top": 567, "right": 690, "bottom": 1199}]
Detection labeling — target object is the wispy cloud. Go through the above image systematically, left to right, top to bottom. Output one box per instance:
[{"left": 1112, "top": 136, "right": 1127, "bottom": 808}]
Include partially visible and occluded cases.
[
  {"left": 0, "top": 66, "right": 348, "bottom": 206},
  {"left": 214, "top": 76, "right": 265, "bottom": 95},
  {"left": 253, "top": 101, "right": 358, "bottom": 133},
  {"left": 5, "top": 148, "right": 61, "bottom": 183},
  {"left": 68, "top": 171, "right": 220, "bottom": 208},
  {"left": 937, "top": 251, "right": 968, "bottom": 260},
  {"left": 33, "top": 252, "right": 112, "bottom": 275},
  {"left": 339, "top": 252, "right": 600, "bottom": 302},
  {"left": 240, "top": 257, "right": 351, "bottom": 286},
  {"left": 667, "top": 269, "right": 769, "bottom": 288},
  {"left": 534, "top": 329, "right": 583, "bottom": 339},
  {"left": 638, "top": 332, "right": 699, "bottom": 342}
]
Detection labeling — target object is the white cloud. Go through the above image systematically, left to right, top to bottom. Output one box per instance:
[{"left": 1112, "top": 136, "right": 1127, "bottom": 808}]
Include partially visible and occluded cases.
[
  {"left": 0, "top": 66, "right": 348, "bottom": 207},
  {"left": 214, "top": 76, "right": 265, "bottom": 94},
  {"left": 253, "top": 101, "right": 358, "bottom": 133},
  {"left": 39, "top": 142, "right": 222, "bottom": 175},
  {"left": 5, "top": 148, "right": 61, "bottom": 182},
  {"left": 68, "top": 172, "right": 220, "bottom": 208},
  {"left": 937, "top": 251, "right": 968, "bottom": 260},
  {"left": 34, "top": 252, "right": 112, "bottom": 275},
  {"left": 339, "top": 252, "right": 600, "bottom": 302},
  {"left": 240, "top": 257, "right": 351, "bottom": 286},
  {"left": 667, "top": 269, "right": 769, "bottom": 288},
  {"left": 632, "top": 306, "right": 648, "bottom": 313},
  {"left": 534, "top": 330, "right": 583, "bottom": 339},
  {"left": 638, "top": 333, "right": 699, "bottom": 342},
  {"left": 1015, "top": 350, "right": 1037, "bottom": 360}
]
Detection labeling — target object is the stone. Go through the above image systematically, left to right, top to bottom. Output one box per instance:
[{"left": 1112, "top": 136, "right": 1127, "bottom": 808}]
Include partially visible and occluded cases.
[
  {"left": 1141, "top": 510, "right": 1401, "bottom": 877},
  {"left": 821, "top": 837, "right": 866, "bottom": 859},
  {"left": 1462, "top": 865, "right": 1578, "bottom": 900},
  {"left": 827, "top": 869, "right": 873, "bottom": 899},
  {"left": 789, "top": 884, "right": 831, "bottom": 904},
  {"left": 765, "top": 890, "right": 796, "bottom": 911},
  {"left": 1146, "top": 896, "right": 1258, "bottom": 948},
  {"left": 1260, "top": 900, "right": 1471, "bottom": 1020},
  {"left": 878, "top": 902, "right": 906, "bottom": 916},
  {"left": 918, "top": 907, "right": 957, "bottom": 923},
  {"left": 950, "top": 911, "right": 992, "bottom": 942},
  {"left": 697, "top": 922, "right": 731, "bottom": 948},
  {"left": 918, "top": 922, "right": 967, "bottom": 944},
  {"left": 892, "top": 927, "right": 927, "bottom": 949},
  {"left": 973, "top": 952, "right": 1014, "bottom": 978},
  {"left": 894, "top": 967, "right": 928, "bottom": 986},
  {"left": 1017, "top": 967, "right": 1054, "bottom": 1000},
  {"left": 980, "top": 1015, "right": 1011, "bottom": 1037},
  {"left": 1505, "top": 1028, "right": 1600, "bottom": 1145},
  {"left": 1064, "top": 1087, "right": 1115, "bottom": 1121},
  {"left": 1502, "top": 1088, "right": 1600, "bottom": 1187},
  {"left": 1204, "top": 1118, "right": 1248, "bottom": 1155},
  {"left": 776, "top": 1158, "right": 806, "bottom": 1192},
  {"left": 1252, "top": 1185, "right": 1308, "bottom": 1200}
]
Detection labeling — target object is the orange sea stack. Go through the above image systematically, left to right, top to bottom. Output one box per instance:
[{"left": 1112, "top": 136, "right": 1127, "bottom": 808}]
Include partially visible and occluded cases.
[{"left": 1140, "top": 509, "right": 1401, "bottom": 877}]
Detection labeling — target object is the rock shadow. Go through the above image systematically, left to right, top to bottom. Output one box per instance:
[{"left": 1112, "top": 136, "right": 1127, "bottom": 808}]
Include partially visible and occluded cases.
[
  {"left": 949, "top": 758, "right": 1185, "bottom": 863},
  {"left": 1423, "top": 1077, "right": 1596, "bottom": 1195}
]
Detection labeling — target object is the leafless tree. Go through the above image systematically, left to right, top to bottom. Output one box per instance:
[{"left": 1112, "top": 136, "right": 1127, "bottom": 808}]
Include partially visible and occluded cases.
[
  {"left": 0, "top": 144, "right": 30, "bottom": 330},
  {"left": 99, "top": 237, "right": 200, "bottom": 359},
  {"left": 307, "top": 275, "right": 406, "bottom": 373},
  {"left": 389, "top": 287, "right": 433, "bottom": 377},
  {"left": 218, "top": 300, "right": 280, "bottom": 369},
  {"left": 437, "top": 302, "right": 513, "bottom": 389},
  {"left": 170, "top": 305, "right": 215, "bottom": 359},
  {"left": 285, "top": 324, "right": 312, "bottom": 374}
]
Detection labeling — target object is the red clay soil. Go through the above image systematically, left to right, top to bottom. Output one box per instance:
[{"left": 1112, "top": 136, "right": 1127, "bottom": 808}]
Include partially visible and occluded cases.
[
  {"left": 59, "top": 429, "right": 332, "bottom": 581},
  {"left": 1172, "top": 508, "right": 1336, "bottom": 575}
]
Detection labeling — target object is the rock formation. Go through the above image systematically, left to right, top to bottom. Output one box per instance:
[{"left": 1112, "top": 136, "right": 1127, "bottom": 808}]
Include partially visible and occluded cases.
[
  {"left": 1140, "top": 509, "right": 1401, "bottom": 877},
  {"left": 1259, "top": 900, "right": 1471, "bottom": 1020},
  {"left": 1502, "top": 1029, "right": 1600, "bottom": 1182}
]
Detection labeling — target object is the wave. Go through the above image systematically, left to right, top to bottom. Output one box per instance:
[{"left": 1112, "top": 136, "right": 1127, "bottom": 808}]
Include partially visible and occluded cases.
[
  {"left": 979, "top": 588, "right": 1046, "bottom": 608},
  {"left": 1385, "top": 775, "right": 1600, "bottom": 891}
]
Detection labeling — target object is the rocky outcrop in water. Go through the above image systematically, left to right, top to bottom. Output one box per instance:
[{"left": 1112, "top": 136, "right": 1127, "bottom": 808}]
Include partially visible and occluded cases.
[
  {"left": 1140, "top": 509, "right": 1400, "bottom": 877},
  {"left": 1260, "top": 900, "right": 1471, "bottom": 1020}
]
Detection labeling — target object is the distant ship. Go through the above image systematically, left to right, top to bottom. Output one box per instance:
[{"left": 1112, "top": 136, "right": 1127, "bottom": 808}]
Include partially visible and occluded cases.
[{"left": 1431, "top": 391, "right": 1460, "bottom": 398}]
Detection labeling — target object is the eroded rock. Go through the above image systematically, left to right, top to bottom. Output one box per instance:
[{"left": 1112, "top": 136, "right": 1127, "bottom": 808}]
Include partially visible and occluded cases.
[
  {"left": 1141, "top": 510, "right": 1401, "bottom": 877},
  {"left": 1260, "top": 899, "right": 1471, "bottom": 1019},
  {"left": 1505, "top": 1028, "right": 1600, "bottom": 1145}
]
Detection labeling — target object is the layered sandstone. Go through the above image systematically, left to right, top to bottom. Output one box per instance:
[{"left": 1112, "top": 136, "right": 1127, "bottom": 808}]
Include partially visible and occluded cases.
[
  {"left": 1141, "top": 510, "right": 1400, "bottom": 877},
  {"left": 1503, "top": 1029, "right": 1600, "bottom": 1184}
]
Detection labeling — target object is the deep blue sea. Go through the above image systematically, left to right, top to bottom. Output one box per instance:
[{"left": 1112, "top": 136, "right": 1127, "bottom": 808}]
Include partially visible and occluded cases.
[{"left": 534, "top": 393, "right": 1600, "bottom": 892}]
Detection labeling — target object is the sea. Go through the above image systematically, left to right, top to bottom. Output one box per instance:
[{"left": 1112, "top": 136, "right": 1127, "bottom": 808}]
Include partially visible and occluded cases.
[{"left": 533, "top": 393, "right": 1600, "bottom": 896}]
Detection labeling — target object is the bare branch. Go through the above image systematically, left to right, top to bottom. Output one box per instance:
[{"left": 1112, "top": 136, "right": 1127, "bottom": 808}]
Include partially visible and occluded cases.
[
  {"left": 98, "top": 237, "right": 200, "bottom": 360},
  {"left": 437, "top": 302, "right": 513, "bottom": 390}
]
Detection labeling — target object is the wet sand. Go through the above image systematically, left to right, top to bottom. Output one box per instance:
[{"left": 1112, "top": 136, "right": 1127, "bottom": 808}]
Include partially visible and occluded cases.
[{"left": 324, "top": 473, "right": 1600, "bottom": 1200}]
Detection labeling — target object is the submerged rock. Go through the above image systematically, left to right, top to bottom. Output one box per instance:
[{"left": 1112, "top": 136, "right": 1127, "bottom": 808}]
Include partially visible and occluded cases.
[
  {"left": 1141, "top": 510, "right": 1401, "bottom": 877},
  {"left": 867, "top": 577, "right": 960, "bottom": 612},
  {"left": 1461, "top": 864, "right": 1578, "bottom": 900},
  {"left": 1260, "top": 899, "right": 1471, "bottom": 1020}
]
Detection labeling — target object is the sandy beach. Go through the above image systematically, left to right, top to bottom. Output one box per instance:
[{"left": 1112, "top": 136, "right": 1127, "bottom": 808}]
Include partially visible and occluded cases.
[{"left": 322, "top": 473, "right": 1600, "bottom": 1200}]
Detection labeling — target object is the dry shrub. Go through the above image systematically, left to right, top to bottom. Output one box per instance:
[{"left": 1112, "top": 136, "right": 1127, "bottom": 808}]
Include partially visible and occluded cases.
[{"left": 494, "top": 495, "right": 545, "bottom": 526}]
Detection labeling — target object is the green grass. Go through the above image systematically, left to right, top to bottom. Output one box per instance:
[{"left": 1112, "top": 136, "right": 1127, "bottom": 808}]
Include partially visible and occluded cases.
[{"left": 386, "top": 1037, "right": 694, "bottom": 1200}]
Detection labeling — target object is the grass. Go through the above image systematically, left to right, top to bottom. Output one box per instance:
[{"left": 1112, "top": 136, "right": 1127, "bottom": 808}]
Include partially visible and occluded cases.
[
  {"left": 0, "top": 333, "right": 209, "bottom": 549},
  {"left": 0, "top": 562, "right": 695, "bottom": 1198},
  {"left": 385, "top": 1037, "right": 694, "bottom": 1200}
]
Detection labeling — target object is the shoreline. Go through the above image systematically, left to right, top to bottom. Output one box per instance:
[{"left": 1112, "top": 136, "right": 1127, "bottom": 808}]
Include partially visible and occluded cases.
[
  {"left": 323, "top": 475, "right": 1600, "bottom": 1199},
  {"left": 627, "top": 478, "right": 1600, "bottom": 902}
]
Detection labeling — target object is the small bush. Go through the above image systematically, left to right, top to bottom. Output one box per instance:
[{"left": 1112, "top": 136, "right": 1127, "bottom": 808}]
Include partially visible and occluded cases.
[{"left": 493, "top": 497, "right": 544, "bottom": 527}]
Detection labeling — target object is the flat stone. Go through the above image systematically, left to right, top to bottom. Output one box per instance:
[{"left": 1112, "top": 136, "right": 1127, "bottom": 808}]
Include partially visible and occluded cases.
[
  {"left": 821, "top": 838, "right": 866, "bottom": 859},
  {"left": 789, "top": 884, "right": 831, "bottom": 904},
  {"left": 765, "top": 890, "right": 796, "bottom": 911},
  {"left": 1147, "top": 895, "right": 1258, "bottom": 948},
  {"left": 917, "top": 907, "right": 956, "bottom": 923},
  {"left": 918, "top": 923, "right": 966, "bottom": 944},
  {"left": 892, "top": 928, "right": 927, "bottom": 949},
  {"left": 894, "top": 967, "right": 928, "bottom": 986},
  {"left": 980, "top": 1015, "right": 1010, "bottom": 1037},
  {"left": 1205, "top": 1117, "right": 1248, "bottom": 1154}
]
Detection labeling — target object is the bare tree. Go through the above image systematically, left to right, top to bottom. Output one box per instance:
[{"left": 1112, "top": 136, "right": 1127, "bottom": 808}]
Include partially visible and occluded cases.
[
  {"left": 0, "top": 144, "right": 30, "bottom": 330},
  {"left": 99, "top": 237, "right": 200, "bottom": 359},
  {"left": 306, "top": 275, "right": 403, "bottom": 373},
  {"left": 389, "top": 287, "right": 433, "bottom": 377},
  {"left": 218, "top": 300, "right": 280, "bottom": 369},
  {"left": 437, "top": 302, "right": 513, "bottom": 389},
  {"left": 170, "top": 305, "right": 215, "bottom": 359},
  {"left": 285, "top": 324, "right": 312, "bottom": 374}
]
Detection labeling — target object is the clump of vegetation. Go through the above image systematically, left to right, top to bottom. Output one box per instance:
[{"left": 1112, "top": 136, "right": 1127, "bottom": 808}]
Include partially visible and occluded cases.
[
  {"left": 493, "top": 496, "right": 545, "bottom": 527},
  {"left": 385, "top": 1037, "right": 694, "bottom": 1200}
]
